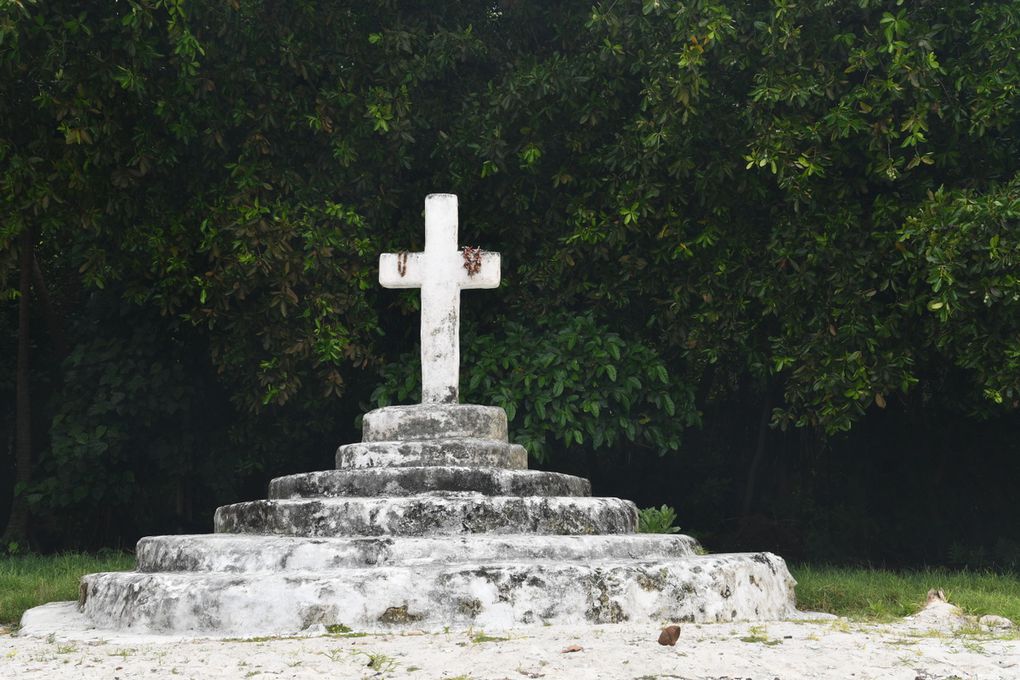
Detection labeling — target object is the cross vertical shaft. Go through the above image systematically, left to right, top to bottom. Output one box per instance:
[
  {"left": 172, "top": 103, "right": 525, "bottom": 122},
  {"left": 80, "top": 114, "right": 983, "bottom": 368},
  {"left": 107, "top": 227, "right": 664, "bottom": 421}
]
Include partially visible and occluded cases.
[{"left": 421, "top": 195, "right": 461, "bottom": 403}]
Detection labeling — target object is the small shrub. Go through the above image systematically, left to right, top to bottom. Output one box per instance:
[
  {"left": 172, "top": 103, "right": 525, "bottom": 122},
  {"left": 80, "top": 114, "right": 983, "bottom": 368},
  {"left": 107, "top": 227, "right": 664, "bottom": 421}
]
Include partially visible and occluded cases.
[{"left": 638, "top": 505, "right": 681, "bottom": 534}]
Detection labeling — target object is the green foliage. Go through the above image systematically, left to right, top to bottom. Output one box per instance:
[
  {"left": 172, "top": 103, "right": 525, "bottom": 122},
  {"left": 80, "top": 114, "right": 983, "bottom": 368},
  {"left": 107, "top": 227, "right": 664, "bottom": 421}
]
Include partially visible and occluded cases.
[
  {"left": 0, "top": 0, "right": 394, "bottom": 412},
  {"left": 2, "top": 0, "right": 1020, "bottom": 556},
  {"left": 4, "top": 0, "right": 1019, "bottom": 432},
  {"left": 427, "top": 0, "right": 1020, "bottom": 436},
  {"left": 896, "top": 179, "right": 1020, "bottom": 412},
  {"left": 373, "top": 313, "right": 696, "bottom": 460},
  {"left": 32, "top": 327, "right": 194, "bottom": 519},
  {"left": 637, "top": 505, "right": 681, "bottom": 534},
  {"left": 324, "top": 623, "right": 352, "bottom": 635}
]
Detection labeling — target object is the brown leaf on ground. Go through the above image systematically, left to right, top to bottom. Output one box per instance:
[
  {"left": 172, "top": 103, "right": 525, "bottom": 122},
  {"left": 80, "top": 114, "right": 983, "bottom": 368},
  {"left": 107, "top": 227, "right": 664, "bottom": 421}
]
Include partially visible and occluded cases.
[
  {"left": 658, "top": 625, "right": 682, "bottom": 646},
  {"left": 561, "top": 644, "right": 583, "bottom": 653}
]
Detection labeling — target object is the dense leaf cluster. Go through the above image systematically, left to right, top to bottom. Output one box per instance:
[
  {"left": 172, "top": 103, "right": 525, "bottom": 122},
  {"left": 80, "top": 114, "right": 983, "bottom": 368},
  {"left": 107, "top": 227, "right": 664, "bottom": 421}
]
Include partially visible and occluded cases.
[
  {"left": 1, "top": 0, "right": 1018, "bottom": 555},
  {"left": 374, "top": 313, "right": 697, "bottom": 460}
]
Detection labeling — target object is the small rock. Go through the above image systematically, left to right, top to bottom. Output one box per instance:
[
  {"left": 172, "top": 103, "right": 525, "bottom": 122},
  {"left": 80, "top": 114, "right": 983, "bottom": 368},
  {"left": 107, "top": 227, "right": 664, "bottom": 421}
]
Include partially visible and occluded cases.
[
  {"left": 905, "top": 590, "right": 967, "bottom": 631},
  {"left": 979, "top": 614, "right": 1014, "bottom": 630},
  {"left": 658, "top": 625, "right": 682, "bottom": 646},
  {"left": 561, "top": 644, "right": 583, "bottom": 653}
]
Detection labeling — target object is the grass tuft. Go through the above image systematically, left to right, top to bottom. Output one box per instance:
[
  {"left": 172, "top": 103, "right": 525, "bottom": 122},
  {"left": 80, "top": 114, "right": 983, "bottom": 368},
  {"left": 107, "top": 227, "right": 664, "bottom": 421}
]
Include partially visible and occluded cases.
[
  {"left": 0, "top": 551, "right": 134, "bottom": 627},
  {"left": 791, "top": 564, "right": 1020, "bottom": 622},
  {"left": 739, "top": 624, "right": 782, "bottom": 645},
  {"left": 470, "top": 631, "right": 509, "bottom": 643}
]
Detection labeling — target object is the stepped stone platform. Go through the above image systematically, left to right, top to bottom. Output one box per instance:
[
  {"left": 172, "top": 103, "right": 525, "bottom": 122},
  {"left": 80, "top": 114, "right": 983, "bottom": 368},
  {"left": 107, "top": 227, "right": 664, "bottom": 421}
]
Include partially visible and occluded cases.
[
  {"left": 21, "top": 195, "right": 795, "bottom": 637},
  {"left": 54, "top": 402, "right": 797, "bottom": 636},
  {"left": 269, "top": 466, "right": 590, "bottom": 497}
]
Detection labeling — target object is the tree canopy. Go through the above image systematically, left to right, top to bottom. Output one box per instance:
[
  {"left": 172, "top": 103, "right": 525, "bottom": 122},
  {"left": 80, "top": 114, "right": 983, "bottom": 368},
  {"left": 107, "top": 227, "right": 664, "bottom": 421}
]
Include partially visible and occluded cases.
[{"left": 2, "top": 0, "right": 1019, "bottom": 563}]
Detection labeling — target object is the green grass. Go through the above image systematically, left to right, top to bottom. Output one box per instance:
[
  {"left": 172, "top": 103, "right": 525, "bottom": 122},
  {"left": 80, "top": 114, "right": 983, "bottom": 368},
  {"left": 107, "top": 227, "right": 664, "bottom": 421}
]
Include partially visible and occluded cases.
[
  {"left": 0, "top": 551, "right": 134, "bottom": 628},
  {"left": 792, "top": 564, "right": 1020, "bottom": 622},
  {"left": 739, "top": 624, "right": 783, "bottom": 645},
  {"left": 470, "top": 631, "right": 510, "bottom": 643}
]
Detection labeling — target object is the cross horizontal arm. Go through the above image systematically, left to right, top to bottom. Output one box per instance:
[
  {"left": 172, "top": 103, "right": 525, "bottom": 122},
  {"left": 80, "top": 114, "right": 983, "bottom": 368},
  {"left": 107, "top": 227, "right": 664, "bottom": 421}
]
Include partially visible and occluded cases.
[
  {"left": 459, "top": 251, "right": 501, "bottom": 289},
  {"left": 379, "top": 252, "right": 425, "bottom": 288}
]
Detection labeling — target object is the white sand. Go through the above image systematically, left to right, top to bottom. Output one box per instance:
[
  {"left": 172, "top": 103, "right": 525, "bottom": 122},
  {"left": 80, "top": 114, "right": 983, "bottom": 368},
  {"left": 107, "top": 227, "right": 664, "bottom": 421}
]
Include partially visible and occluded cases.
[{"left": 3, "top": 614, "right": 1017, "bottom": 680}]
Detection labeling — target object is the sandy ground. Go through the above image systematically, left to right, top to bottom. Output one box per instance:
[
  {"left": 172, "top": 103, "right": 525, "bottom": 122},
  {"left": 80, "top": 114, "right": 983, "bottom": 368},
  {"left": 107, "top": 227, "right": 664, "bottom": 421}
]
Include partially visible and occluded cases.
[{"left": 2, "top": 611, "right": 1018, "bottom": 680}]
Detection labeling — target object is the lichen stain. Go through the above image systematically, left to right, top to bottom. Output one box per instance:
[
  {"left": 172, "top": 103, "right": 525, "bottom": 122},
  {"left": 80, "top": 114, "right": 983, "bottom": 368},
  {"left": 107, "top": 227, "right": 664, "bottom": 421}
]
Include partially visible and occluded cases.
[
  {"left": 751, "top": 552, "right": 777, "bottom": 574},
  {"left": 636, "top": 570, "right": 668, "bottom": 592},
  {"left": 584, "top": 573, "right": 628, "bottom": 624},
  {"left": 77, "top": 579, "right": 89, "bottom": 610},
  {"left": 457, "top": 598, "right": 482, "bottom": 618},
  {"left": 300, "top": 604, "right": 340, "bottom": 628},
  {"left": 378, "top": 604, "right": 424, "bottom": 624}
]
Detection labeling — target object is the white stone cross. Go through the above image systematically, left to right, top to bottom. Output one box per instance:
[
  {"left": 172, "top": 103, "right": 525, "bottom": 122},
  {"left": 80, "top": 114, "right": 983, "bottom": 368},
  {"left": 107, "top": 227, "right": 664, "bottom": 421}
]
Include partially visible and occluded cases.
[{"left": 379, "top": 194, "right": 501, "bottom": 403}]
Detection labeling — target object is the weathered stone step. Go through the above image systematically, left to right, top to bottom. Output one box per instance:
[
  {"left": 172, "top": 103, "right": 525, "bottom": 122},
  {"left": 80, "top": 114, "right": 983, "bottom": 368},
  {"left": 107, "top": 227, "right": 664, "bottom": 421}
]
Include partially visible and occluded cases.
[
  {"left": 362, "top": 404, "right": 507, "bottom": 442},
  {"left": 336, "top": 439, "right": 527, "bottom": 469},
  {"left": 270, "top": 467, "right": 589, "bottom": 499},
  {"left": 214, "top": 496, "right": 638, "bottom": 537},
  {"left": 135, "top": 534, "right": 701, "bottom": 572},
  {"left": 79, "top": 552, "right": 796, "bottom": 635}
]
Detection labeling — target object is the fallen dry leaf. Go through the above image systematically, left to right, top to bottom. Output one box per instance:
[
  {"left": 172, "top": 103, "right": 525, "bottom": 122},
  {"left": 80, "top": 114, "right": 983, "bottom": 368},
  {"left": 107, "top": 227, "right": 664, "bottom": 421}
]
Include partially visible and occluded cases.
[
  {"left": 658, "top": 624, "right": 682, "bottom": 646},
  {"left": 561, "top": 644, "right": 583, "bottom": 653}
]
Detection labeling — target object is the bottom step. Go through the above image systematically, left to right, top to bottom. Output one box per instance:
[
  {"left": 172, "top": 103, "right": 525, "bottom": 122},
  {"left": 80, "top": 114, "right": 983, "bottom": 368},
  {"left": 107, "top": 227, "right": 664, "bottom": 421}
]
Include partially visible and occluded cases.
[{"left": 78, "top": 553, "right": 796, "bottom": 635}]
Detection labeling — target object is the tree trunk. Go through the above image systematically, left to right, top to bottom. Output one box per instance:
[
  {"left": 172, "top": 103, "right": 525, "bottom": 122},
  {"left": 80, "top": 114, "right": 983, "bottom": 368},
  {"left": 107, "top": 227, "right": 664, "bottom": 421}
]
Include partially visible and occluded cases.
[
  {"left": 2, "top": 229, "right": 33, "bottom": 546},
  {"left": 31, "top": 253, "right": 67, "bottom": 358},
  {"left": 741, "top": 385, "right": 774, "bottom": 519}
]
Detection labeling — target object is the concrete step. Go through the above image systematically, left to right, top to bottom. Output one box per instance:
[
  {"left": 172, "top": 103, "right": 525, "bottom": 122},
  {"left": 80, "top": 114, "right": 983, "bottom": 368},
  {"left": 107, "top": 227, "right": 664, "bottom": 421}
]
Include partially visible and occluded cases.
[
  {"left": 361, "top": 404, "right": 507, "bottom": 442},
  {"left": 335, "top": 439, "right": 527, "bottom": 469},
  {"left": 270, "top": 467, "right": 590, "bottom": 499},
  {"left": 214, "top": 496, "right": 638, "bottom": 537},
  {"left": 135, "top": 534, "right": 701, "bottom": 572},
  {"left": 79, "top": 552, "right": 796, "bottom": 635}
]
